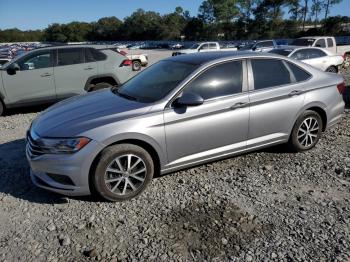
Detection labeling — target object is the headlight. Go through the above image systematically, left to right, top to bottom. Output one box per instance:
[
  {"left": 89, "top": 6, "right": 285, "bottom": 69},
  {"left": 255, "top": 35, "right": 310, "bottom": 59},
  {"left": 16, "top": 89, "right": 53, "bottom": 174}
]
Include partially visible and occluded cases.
[{"left": 38, "top": 137, "right": 91, "bottom": 154}]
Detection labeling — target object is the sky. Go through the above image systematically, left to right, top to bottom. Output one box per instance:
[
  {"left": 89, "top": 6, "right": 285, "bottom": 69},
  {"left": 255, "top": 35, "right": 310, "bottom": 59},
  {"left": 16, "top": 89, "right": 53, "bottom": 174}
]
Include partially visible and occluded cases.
[{"left": 0, "top": 0, "right": 349, "bottom": 30}]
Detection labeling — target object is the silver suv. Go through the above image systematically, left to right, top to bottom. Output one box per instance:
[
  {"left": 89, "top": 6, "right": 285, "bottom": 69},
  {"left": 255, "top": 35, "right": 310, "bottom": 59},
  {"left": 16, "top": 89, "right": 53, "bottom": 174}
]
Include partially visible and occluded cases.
[
  {"left": 0, "top": 45, "right": 133, "bottom": 115},
  {"left": 26, "top": 52, "right": 345, "bottom": 201}
]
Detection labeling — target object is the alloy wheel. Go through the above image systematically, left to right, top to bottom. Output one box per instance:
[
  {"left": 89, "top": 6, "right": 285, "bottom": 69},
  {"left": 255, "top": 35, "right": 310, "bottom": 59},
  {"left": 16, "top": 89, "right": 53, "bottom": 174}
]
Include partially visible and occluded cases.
[
  {"left": 297, "top": 117, "right": 319, "bottom": 148},
  {"left": 104, "top": 154, "right": 147, "bottom": 196}
]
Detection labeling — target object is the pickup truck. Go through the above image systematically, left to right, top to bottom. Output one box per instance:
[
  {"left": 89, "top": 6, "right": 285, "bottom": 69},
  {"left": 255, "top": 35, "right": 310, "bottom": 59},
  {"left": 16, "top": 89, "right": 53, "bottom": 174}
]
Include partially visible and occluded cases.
[
  {"left": 291, "top": 36, "right": 350, "bottom": 67},
  {"left": 238, "top": 40, "right": 278, "bottom": 52},
  {"left": 172, "top": 42, "right": 237, "bottom": 56}
]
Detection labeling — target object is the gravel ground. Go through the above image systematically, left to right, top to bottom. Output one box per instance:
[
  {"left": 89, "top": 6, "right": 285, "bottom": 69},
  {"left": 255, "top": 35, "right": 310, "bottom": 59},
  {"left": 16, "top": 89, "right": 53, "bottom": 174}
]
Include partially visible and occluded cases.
[{"left": 0, "top": 59, "right": 349, "bottom": 261}]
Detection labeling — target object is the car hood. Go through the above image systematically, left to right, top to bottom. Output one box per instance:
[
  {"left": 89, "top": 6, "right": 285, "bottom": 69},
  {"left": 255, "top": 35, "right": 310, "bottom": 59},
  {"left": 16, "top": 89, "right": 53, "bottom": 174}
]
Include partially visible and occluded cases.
[{"left": 32, "top": 89, "right": 153, "bottom": 137}]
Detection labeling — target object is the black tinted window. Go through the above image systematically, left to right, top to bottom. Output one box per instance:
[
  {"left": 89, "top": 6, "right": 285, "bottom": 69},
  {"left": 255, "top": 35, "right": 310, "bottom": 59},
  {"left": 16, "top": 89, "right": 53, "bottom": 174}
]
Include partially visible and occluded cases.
[
  {"left": 327, "top": 38, "right": 334, "bottom": 47},
  {"left": 315, "top": 39, "right": 326, "bottom": 48},
  {"left": 261, "top": 41, "right": 273, "bottom": 47},
  {"left": 209, "top": 43, "right": 217, "bottom": 49},
  {"left": 57, "top": 48, "right": 84, "bottom": 66},
  {"left": 269, "top": 49, "right": 292, "bottom": 56},
  {"left": 18, "top": 50, "right": 52, "bottom": 70},
  {"left": 251, "top": 59, "right": 291, "bottom": 90},
  {"left": 183, "top": 61, "right": 242, "bottom": 100},
  {"left": 286, "top": 62, "right": 311, "bottom": 82}
]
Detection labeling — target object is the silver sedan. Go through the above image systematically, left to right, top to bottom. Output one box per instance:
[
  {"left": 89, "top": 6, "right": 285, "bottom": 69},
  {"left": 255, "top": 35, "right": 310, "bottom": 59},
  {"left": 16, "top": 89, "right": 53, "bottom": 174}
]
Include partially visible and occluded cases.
[
  {"left": 269, "top": 46, "right": 344, "bottom": 73},
  {"left": 26, "top": 52, "right": 345, "bottom": 201}
]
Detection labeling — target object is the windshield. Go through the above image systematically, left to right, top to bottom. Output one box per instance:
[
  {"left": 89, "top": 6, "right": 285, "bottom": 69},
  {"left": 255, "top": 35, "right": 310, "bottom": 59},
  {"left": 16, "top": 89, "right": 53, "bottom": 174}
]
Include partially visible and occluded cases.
[
  {"left": 291, "top": 38, "right": 315, "bottom": 46},
  {"left": 190, "top": 44, "right": 200, "bottom": 49},
  {"left": 268, "top": 49, "right": 293, "bottom": 56},
  {"left": 114, "top": 60, "right": 198, "bottom": 103}
]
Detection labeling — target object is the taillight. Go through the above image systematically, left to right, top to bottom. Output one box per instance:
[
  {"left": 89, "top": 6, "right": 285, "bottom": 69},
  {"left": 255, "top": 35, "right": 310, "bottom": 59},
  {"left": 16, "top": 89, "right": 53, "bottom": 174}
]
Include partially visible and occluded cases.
[
  {"left": 120, "top": 59, "right": 132, "bottom": 67},
  {"left": 337, "top": 82, "right": 345, "bottom": 95}
]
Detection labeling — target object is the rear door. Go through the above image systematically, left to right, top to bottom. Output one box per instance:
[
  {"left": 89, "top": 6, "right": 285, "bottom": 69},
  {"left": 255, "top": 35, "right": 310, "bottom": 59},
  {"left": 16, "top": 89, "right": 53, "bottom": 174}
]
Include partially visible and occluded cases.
[
  {"left": 53, "top": 47, "right": 98, "bottom": 99},
  {"left": 2, "top": 49, "right": 56, "bottom": 105},
  {"left": 247, "top": 58, "right": 310, "bottom": 147}
]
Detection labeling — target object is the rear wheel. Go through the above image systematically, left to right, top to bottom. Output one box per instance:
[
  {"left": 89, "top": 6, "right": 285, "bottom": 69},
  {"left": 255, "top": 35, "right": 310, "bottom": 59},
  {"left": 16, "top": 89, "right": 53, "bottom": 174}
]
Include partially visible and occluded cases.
[
  {"left": 132, "top": 60, "right": 142, "bottom": 71},
  {"left": 326, "top": 66, "right": 337, "bottom": 73},
  {"left": 90, "top": 82, "right": 113, "bottom": 91},
  {"left": 288, "top": 110, "right": 323, "bottom": 152},
  {"left": 92, "top": 144, "right": 154, "bottom": 202}
]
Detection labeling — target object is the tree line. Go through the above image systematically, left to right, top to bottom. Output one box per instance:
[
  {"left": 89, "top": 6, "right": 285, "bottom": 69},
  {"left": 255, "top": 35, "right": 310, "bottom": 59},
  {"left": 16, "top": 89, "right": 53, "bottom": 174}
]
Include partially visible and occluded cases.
[{"left": 0, "top": 0, "right": 349, "bottom": 43}]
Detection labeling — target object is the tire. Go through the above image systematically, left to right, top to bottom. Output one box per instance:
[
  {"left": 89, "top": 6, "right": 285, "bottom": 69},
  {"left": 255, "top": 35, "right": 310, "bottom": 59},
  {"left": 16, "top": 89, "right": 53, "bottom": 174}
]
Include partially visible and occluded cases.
[
  {"left": 132, "top": 60, "right": 142, "bottom": 71},
  {"left": 326, "top": 66, "right": 337, "bottom": 73},
  {"left": 90, "top": 82, "right": 112, "bottom": 91},
  {"left": 0, "top": 99, "right": 5, "bottom": 116},
  {"left": 288, "top": 110, "right": 323, "bottom": 152},
  {"left": 92, "top": 144, "right": 154, "bottom": 202}
]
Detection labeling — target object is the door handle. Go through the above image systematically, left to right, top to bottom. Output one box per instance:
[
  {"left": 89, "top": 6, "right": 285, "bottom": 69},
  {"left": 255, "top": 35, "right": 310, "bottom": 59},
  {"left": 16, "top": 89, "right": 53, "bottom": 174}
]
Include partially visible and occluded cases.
[
  {"left": 84, "top": 67, "right": 94, "bottom": 70},
  {"left": 40, "top": 73, "right": 51, "bottom": 77},
  {"left": 289, "top": 90, "right": 303, "bottom": 96},
  {"left": 230, "top": 102, "right": 248, "bottom": 110}
]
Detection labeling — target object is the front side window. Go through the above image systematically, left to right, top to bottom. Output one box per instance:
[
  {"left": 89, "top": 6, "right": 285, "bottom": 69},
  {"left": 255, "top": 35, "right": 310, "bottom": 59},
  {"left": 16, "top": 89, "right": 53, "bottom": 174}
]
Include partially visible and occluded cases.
[
  {"left": 315, "top": 39, "right": 326, "bottom": 48},
  {"left": 260, "top": 41, "right": 274, "bottom": 47},
  {"left": 200, "top": 44, "right": 209, "bottom": 50},
  {"left": 57, "top": 48, "right": 84, "bottom": 66},
  {"left": 18, "top": 50, "right": 52, "bottom": 70},
  {"left": 251, "top": 59, "right": 291, "bottom": 90},
  {"left": 115, "top": 60, "right": 198, "bottom": 103},
  {"left": 182, "top": 61, "right": 243, "bottom": 100}
]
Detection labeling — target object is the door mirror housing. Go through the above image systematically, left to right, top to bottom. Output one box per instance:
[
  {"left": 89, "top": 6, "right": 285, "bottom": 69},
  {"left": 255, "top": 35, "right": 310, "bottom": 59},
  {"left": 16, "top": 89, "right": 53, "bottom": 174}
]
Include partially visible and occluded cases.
[
  {"left": 7, "top": 63, "right": 20, "bottom": 75},
  {"left": 174, "top": 92, "right": 204, "bottom": 107}
]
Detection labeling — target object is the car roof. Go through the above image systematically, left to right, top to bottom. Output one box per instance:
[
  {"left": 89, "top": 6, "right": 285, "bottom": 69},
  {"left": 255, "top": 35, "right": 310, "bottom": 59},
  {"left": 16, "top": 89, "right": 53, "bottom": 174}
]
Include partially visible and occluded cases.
[
  {"left": 35, "top": 44, "right": 116, "bottom": 51},
  {"left": 165, "top": 51, "right": 285, "bottom": 65}
]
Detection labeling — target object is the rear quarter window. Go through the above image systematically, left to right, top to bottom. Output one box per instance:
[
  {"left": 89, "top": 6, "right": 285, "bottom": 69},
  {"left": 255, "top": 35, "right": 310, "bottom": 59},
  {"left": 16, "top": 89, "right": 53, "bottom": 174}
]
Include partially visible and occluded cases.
[{"left": 286, "top": 61, "right": 311, "bottom": 82}]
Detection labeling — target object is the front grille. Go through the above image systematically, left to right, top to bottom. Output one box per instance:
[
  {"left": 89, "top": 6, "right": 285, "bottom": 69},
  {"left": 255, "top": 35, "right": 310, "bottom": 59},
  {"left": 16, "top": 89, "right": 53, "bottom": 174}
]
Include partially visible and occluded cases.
[{"left": 26, "top": 131, "right": 45, "bottom": 157}]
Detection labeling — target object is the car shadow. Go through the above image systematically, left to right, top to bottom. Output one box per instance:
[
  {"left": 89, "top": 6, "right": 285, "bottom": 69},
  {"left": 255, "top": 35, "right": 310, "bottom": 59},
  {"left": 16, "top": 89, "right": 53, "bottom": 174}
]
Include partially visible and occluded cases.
[{"left": 0, "top": 138, "right": 78, "bottom": 204}]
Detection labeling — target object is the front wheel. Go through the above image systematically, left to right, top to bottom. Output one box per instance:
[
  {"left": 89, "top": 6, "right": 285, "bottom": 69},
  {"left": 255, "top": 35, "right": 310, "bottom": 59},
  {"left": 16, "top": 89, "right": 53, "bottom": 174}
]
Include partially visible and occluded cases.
[
  {"left": 288, "top": 110, "right": 323, "bottom": 152},
  {"left": 92, "top": 144, "right": 154, "bottom": 202}
]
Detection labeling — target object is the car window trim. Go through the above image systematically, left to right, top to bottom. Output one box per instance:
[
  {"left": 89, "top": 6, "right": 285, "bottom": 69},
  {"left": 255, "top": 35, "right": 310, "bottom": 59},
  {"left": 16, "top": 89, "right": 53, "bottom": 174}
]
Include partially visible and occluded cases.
[
  {"left": 247, "top": 58, "right": 312, "bottom": 92},
  {"left": 165, "top": 59, "right": 248, "bottom": 109}
]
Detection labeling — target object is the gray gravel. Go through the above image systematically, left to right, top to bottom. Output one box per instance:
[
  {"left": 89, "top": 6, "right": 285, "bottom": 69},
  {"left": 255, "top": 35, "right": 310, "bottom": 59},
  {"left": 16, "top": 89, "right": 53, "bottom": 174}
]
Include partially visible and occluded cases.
[{"left": 0, "top": 66, "right": 349, "bottom": 261}]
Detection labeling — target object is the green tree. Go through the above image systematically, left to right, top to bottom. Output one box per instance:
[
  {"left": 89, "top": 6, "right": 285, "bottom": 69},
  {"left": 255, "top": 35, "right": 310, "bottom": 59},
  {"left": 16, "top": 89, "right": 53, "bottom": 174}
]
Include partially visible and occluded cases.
[
  {"left": 324, "top": 0, "right": 342, "bottom": 20},
  {"left": 91, "top": 16, "right": 122, "bottom": 41}
]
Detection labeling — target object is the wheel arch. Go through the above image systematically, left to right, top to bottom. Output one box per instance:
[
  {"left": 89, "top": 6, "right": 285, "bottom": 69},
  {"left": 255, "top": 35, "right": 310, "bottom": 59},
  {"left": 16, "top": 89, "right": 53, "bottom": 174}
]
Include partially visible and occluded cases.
[
  {"left": 84, "top": 74, "right": 120, "bottom": 91},
  {"left": 88, "top": 136, "right": 164, "bottom": 194}
]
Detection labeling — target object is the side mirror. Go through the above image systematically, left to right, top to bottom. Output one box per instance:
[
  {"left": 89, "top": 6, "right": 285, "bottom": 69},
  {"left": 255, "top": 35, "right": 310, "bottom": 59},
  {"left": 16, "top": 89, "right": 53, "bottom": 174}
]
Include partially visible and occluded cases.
[
  {"left": 7, "top": 63, "right": 20, "bottom": 75},
  {"left": 174, "top": 92, "right": 204, "bottom": 107}
]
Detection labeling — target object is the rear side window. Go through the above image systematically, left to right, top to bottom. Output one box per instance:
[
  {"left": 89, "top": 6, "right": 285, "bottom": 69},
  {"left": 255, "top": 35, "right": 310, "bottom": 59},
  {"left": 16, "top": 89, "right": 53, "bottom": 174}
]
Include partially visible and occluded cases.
[
  {"left": 327, "top": 38, "right": 334, "bottom": 47},
  {"left": 315, "top": 39, "right": 326, "bottom": 48},
  {"left": 209, "top": 43, "right": 217, "bottom": 49},
  {"left": 57, "top": 48, "right": 84, "bottom": 66},
  {"left": 85, "top": 48, "right": 107, "bottom": 62},
  {"left": 290, "top": 49, "right": 309, "bottom": 60},
  {"left": 308, "top": 49, "right": 326, "bottom": 58},
  {"left": 251, "top": 59, "right": 291, "bottom": 90},
  {"left": 183, "top": 61, "right": 242, "bottom": 100},
  {"left": 286, "top": 62, "right": 311, "bottom": 82}
]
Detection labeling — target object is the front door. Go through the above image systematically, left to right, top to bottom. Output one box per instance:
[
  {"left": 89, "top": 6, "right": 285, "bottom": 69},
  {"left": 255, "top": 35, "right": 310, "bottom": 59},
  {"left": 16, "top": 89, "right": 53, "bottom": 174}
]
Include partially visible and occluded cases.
[
  {"left": 2, "top": 50, "right": 55, "bottom": 105},
  {"left": 164, "top": 60, "right": 249, "bottom": 168}
]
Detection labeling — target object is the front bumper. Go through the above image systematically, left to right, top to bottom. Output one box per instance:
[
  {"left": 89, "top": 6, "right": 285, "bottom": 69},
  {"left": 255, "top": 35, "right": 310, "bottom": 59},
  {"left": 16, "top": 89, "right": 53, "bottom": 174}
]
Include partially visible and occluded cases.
[{"left": 26, "top": 140, "right": 105, "bottom": 196}]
